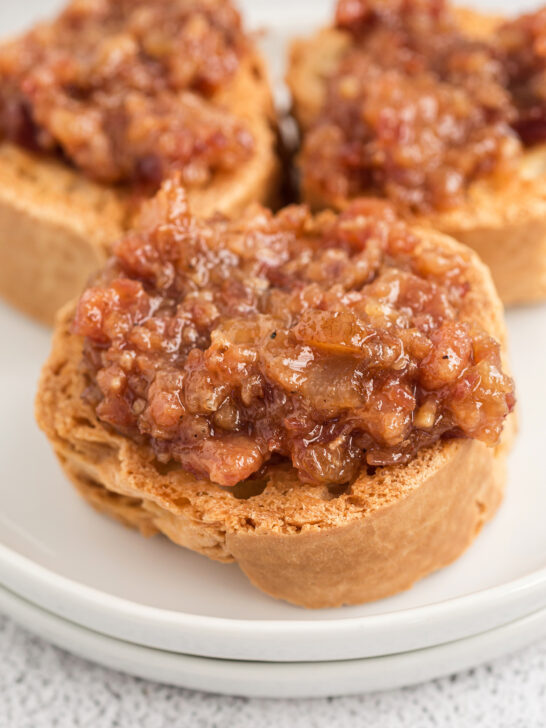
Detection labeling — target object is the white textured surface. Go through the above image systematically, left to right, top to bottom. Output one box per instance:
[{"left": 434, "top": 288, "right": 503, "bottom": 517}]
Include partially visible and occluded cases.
[{"left": 0, "top": 615, "right": 544, "bottom": 727}]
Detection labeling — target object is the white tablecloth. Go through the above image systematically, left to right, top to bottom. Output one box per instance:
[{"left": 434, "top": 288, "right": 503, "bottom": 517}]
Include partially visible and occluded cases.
[{"left": 0, "top": 615, "right": 544, "bottom": 728}]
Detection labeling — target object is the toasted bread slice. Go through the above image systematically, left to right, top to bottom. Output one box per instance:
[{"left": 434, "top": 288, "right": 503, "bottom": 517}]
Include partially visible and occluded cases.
[
  {"left": 287, "top": 8, "right": 546, "bottom": 306},
  {"left": 0, "top": 51, "right": 280, "bottom": 325},
  {"left": 36, "top": 224, "right": 514, "bottom": 609}
]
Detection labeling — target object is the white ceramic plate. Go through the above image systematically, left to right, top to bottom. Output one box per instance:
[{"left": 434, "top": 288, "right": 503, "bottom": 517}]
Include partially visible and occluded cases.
[
  {"left": 0, "top": 0, "right": 545, "bottom": 665},
  {"left": 1, "top": 583, "right": 545, "bottom": 699}
]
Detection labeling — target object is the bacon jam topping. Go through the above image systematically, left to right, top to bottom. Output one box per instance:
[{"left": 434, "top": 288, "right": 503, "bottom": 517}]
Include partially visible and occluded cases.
[
  {"left": 0, "top": 0, "right": 253, "bottom": 188},
  {"left": 301, "top": 0, "right": 546, "bottom": 213},
  {"left": 73, "top": 179, "right": 515, "bottom": 488}
]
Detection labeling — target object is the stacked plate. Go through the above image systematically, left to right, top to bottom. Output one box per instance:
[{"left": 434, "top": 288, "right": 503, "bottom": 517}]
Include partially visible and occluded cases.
[
  {"left": 0, "top": 0, "right": 545, "bottom": 699},
  {"left": 0, "top": 300, "right": 545, "bottom": 698}
]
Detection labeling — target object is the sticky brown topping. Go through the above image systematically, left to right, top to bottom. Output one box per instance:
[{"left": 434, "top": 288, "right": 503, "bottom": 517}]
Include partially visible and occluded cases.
[
  {"left": 0, "top": 0, "right": 253, "bottom": 188},
  {"left": 301, "top": 0, "right": 546, "bottom": 212},
  {"left": 499, "top": 8, "right": 546, "bottom": 145},
  {"left": 73, "top": 178, "right": 515, "bottom": 487}
]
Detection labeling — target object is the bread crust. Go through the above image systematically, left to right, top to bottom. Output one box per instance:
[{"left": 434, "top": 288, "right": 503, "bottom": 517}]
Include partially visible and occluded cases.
[
  {"left": 287, "top": 8, "right": 546, "bottom": 306},
  {"left": 0, "top": 51, "right": 280, "bottom": 324},
  {"left": 35, "top": 225, "right": 515, "bottom": 608}
]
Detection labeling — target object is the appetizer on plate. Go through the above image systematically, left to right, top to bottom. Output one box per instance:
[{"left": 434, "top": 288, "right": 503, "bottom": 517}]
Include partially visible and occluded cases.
[
  {"left": 0, "top": 0, "right": 279, "bottom": 323},
  {"left": 288, "top": 0, "right": 546, "bottom": 305},
  {"left": 36, "top": 178, "right": 515, "bottom": 607}
]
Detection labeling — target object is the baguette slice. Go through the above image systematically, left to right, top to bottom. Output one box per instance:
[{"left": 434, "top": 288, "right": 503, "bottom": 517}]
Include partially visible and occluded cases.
[
  {"left": 287, "top": 8, "right": 546, "bottom": 306},
  {"left": 0, "top": 51, "right": 280, "bottom": 325},
  {"left": 36, "top": 224, "right": 515, "bottom": 609}
]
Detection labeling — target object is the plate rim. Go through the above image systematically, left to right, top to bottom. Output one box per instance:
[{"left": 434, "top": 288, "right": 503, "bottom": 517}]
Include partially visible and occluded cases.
[
  {"left": 1, "top": 540, "right": 545, "bottom": 662},
  {"left": 1, "top": 581, "right": 545, "bottom": 698}
]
